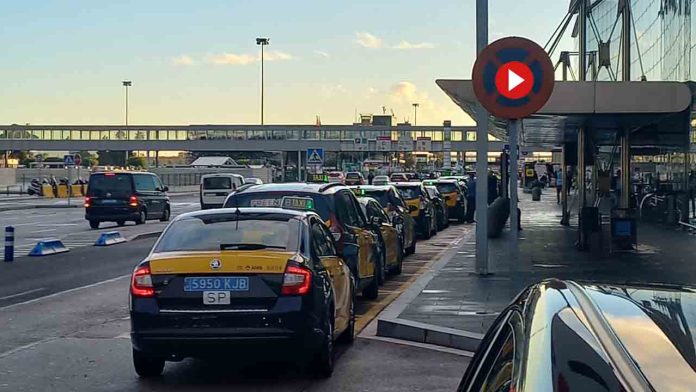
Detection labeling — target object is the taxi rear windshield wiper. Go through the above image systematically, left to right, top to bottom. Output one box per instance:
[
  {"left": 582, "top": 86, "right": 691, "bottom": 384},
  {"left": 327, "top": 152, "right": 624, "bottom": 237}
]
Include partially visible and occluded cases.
[{"left": 219, "top": 243, "right": 285, "bottom": 250}]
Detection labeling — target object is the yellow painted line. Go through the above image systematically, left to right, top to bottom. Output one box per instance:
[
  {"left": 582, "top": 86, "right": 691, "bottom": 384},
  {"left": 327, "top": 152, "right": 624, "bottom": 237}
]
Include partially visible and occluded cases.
[{"left": 354, "top": 226, "right": 467, "bottom": 333}]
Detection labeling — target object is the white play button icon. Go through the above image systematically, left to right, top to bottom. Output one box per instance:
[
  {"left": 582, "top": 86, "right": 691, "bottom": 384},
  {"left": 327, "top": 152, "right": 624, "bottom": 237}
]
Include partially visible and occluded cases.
[{"left": 508, "top": 69, "right": 525, "bottom": 91}]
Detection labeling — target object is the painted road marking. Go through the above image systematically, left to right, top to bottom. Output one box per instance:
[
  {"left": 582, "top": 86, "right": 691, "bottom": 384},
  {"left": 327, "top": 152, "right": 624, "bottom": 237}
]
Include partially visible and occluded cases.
[{"left": 0, "top": 288, "right": 46, "bottom": 301}]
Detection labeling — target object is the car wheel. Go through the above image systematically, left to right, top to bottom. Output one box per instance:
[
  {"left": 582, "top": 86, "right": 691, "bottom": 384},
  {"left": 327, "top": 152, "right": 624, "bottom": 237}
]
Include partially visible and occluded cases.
[
  {"left": 159, "top": 207, "right": 170, "bottom": 222},
  {"left": 458, "top": 208, "right": 466, "bottom": 224},
  {"left": 135, "top": 210, "right": 146, "bottom": 225},
  {"left": 89, "top": 220, "right": 100, "bottom": 229},
  {"left": 117, "top": 220, "right": 126, "bottom": 227},
  {"left": 422, "top": 221, "right": 432, "bottom": 240},
  {"left": 406, "top": 238, "right": 416, "bottom": 256},
  {"left": 394, "top": 239, "right": 404, "bottom": 275},
  {"left": 376, "top": 246, "right": 386, "bottom": 286},
  {"left": 362, "top": 265, "right": 379, "bottom": 300},
  {"left": 337, "top": 280, "right": 355, "bottom": 344},
  {"left": 312, "top": 313, "right": 335, "bottom": 378},
  {"left": 132, "top": 348, "right": 165, "bottom": 378}
]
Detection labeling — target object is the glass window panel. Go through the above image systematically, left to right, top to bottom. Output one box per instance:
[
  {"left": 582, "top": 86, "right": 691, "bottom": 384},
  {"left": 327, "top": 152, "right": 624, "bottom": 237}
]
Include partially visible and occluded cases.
[
  {"left": 31, "top": 130, "right": 43, "bottom": 139},
  {"left": 52, "top": 130, "right": 63, "bottom": 139},
  {"left": 70, "top": 130, "right": 80, "bottom": 140},
  {"left": 148, "top": 130, "right": 158, "bottom": 140},
  {"left": 168, "top": 130, "right": 177, "bottom": 140},
  {"left": 158, "top": 131, "right": 168, "bottom": 140},
  {"left": 176, "top": 131, "right": 186, "bottom": 140},
  {"left": 452, "top": 131, "right": 462, "bottom": 141},
  {"left": 466, "top": 131, "right": 477, "bottom": 141}
]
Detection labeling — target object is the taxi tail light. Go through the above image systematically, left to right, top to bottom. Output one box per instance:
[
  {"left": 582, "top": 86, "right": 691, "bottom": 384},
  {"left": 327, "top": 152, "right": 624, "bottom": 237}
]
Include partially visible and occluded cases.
[
  {"left": 129, "top": 195, "right": 138, "bottom": 207},
  {"left": 84, "top": 196, "right": 91, "bottom": 208},
  {"left": 281, "top": 263, "right": 312, "bottom": 296},
  {"left": 131, "top": 265, "right": 155, "bottom": 297}
]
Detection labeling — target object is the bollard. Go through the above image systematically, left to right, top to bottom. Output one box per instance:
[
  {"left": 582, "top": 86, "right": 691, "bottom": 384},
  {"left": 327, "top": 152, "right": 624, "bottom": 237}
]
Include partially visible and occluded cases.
[{"left": 5, "top": 226, "right": 14, "bottom": 262}]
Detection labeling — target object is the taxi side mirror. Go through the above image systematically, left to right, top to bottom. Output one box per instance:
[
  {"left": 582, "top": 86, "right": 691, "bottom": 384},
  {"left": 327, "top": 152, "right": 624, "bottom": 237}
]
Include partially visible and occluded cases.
[
  {"left": 408, "top": 205, "right": 418, "bottom": 212},
  {"left": 340, "top": 243, "right": 359, "bottom": 258}
]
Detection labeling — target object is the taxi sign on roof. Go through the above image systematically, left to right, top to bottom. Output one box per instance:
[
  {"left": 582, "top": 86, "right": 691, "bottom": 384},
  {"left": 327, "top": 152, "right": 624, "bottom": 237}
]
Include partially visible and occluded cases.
[
  {"left": 472, "top": 36, "right": 554, "bottom": 119},
  {"left": 307, "top": 173, "right": 329, "bottom": 183},
  {"left": 281, "top": 196, "right": 314, "bottom": 211}
]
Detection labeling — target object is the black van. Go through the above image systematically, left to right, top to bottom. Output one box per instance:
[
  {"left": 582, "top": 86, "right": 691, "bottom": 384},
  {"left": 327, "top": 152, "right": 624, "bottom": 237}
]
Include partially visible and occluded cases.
[{"left": 84, "top": 172, "right": 170, "bottom": 229}]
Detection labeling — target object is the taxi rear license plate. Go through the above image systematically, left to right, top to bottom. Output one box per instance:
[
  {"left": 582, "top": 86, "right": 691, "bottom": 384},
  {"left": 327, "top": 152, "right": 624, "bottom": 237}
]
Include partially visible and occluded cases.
[
  {"left": 184, "top": 277, "right": 250, "bottom": 292},
  {"left": 203, "top": 291, "right": 230, "bottom": 305}
]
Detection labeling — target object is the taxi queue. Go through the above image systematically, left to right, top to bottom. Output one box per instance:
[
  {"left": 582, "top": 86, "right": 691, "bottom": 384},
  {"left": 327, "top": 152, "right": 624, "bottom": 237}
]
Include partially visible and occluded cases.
[{"left": 128, "top": 176, "right": 469, "bottom": 378}]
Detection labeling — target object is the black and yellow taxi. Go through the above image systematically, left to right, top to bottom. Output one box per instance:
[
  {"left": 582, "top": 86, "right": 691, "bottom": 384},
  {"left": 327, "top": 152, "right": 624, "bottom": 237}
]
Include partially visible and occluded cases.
[
  {"left": 424, "top": 179, "right": 467, "bottom": 223},
  {"left": 393, "top": 182, "right": 438, "bottom": 239},
  {"left": 224, "top": 183, "right": 380, "bottom": 300},
  {"left": 349, "top": 185, "right": 417, "bottom": 255},
  {"left": 356, "top": 196, "right": 404, "bottom": 279},
  {"left": 130, "top": 204, "right": 354, "bottom": 378}
]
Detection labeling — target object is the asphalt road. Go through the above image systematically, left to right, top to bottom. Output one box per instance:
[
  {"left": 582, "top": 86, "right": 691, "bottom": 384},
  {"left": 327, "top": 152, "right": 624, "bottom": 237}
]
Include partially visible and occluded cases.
[
  {"left": 0, "top": 194, "right": 199, "bottom": 255},
  {"left": 0, "top": 223, "right": 470, "bottom": 391}
]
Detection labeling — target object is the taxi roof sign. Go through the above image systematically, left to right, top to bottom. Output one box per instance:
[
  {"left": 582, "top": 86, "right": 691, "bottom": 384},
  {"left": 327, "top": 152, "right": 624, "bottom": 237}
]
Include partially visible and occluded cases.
[
  {"left": 472, "top": 36, "right": 554, "bottom": 119},
  {"left": 281, "top": 196, "right": 314, "bottom": 211}
]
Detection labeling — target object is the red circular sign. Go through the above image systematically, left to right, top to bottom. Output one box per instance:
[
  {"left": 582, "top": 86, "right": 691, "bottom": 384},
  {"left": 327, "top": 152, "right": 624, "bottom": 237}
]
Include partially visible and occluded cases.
[{"left": 472, "top": 36, "right": 554, "bottom": 119}]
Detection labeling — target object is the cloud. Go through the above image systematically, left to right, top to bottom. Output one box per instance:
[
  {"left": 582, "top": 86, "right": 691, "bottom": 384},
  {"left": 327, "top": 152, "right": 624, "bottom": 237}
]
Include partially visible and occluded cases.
[
  {"left": 355, "top": 32, "right": 383, "bottom": 49},
  {"left": 394, "top": 41, "right": 435, "bottom": 50},
  {"left": 314, "top": 50, "right": 330, "bottom": 58},
  {"left": 207, "top": 51, "right": 293, "bottom": 65},
  {"left": 172, "top": 55, "right": 195, "bottom": 66},
  {"left": 388, "top": 81, "right": 474, "bottom": 125},
  {"left": 321, "top": 84, "right": 347, "bottom": 98},
  {"left": 367, "top": 87, "right": 379, "bottom": 95}
]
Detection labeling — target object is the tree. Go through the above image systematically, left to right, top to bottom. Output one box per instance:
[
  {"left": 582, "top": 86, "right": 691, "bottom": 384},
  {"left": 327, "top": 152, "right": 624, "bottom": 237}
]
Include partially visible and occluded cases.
[
  {"left": 9, "top": 151, "right": 34, "bottom": 167},
  {"left": 76, "top": 151, "right": 97, "bottom": 167},
  {"left": 403, "top": 153, "right": 416, "bottom": 170},
  {"left": 127, "top": 156, "right": 147, "bottom": 168}
]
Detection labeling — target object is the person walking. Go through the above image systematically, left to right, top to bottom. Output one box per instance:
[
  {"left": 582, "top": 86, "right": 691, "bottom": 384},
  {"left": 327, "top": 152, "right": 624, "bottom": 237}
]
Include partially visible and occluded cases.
[
  {"left": 556, "top": 169, "right": 563, "bottom": 204},
  {"left": 367, "top": 171, "right": 375, "bottom": 185},
  {"left": 465, "top": 172, "right": 476, "bottom": 223}
]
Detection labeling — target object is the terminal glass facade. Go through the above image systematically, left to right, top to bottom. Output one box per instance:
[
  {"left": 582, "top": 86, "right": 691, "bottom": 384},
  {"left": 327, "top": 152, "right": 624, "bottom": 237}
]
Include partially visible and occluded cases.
[{"left": 585, "top": 0, "right": 692, "bottom": 82}]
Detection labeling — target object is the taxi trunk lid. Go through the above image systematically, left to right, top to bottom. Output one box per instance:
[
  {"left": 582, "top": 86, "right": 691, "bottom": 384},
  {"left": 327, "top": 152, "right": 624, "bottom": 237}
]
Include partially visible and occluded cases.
[{"left": 148, "top": 250, "right": 294, "bottom": 311}]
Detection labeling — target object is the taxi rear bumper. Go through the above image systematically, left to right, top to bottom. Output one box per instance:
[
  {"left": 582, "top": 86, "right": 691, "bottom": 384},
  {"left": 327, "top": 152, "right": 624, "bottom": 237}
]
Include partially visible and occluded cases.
[{"left": 130, "top": 298, "right": 326, "bottom": 359}]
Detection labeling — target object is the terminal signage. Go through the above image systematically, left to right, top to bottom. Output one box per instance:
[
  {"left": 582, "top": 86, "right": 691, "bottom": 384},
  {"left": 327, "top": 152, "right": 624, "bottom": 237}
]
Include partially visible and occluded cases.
[
  {"left": 472, "top": 36, "right": 554, "bottom": 119},
  {"left": 376, "top": 136, "right": 391, "bottom": 151},
  {"left": 306, "top": 148, "right": 324, "bottom": 165}
]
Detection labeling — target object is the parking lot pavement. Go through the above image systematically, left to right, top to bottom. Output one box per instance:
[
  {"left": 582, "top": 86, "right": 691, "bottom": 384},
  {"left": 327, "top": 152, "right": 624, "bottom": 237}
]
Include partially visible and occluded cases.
[
  {"left": 0, "top": 195, "right": 199, "bottom": 256},
  {"left": 0, "top": 224, "right": 469, "bottom": 391}
]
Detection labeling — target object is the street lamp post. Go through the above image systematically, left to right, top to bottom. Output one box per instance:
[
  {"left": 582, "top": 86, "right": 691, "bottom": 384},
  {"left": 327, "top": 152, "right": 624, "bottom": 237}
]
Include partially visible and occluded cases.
[
  {"left": 256, "top": 37, "right": 270, "bottom": 125},
  {"left": 122, "top": 80, "right": 132, "bottom": 166},
  {"left": 412, "top": 103, "right": 419, "bottom": 126}
]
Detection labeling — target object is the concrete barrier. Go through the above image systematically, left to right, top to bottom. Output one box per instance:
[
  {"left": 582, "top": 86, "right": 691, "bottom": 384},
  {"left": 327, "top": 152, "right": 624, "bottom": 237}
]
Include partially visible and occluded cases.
[
  {"left": 41, "top": 184, "right": 55, "bottom": 198},
  {"left": 56, "top": 184, "right": 69, "bottom": 198},
  {"left": 70, "top": 184, "right": 83, "bottom": 197},
  {"left": 95, "top": 231, "right": 127, "bottom": 246},
  {"left": 28, "top": 239, "right": 69, "bottom": 256}
]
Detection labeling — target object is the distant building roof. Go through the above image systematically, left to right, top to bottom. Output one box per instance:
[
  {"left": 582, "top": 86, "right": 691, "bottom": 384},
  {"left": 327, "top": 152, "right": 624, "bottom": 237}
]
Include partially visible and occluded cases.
[{"left": 189, "top": 156, "right": 239, "bottom": 167}]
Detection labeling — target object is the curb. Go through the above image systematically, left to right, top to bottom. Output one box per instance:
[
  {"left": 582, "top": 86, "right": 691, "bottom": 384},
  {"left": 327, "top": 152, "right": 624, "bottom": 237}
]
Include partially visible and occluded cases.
[
  {"left": 0, "top": 204, "right": 80, "bottom": 212},
  {"left": 376, "top": 230, "right": 485, "bottom": 352},
  {"left": 129, "top": 231, "right": 163, "bottom": 241}
]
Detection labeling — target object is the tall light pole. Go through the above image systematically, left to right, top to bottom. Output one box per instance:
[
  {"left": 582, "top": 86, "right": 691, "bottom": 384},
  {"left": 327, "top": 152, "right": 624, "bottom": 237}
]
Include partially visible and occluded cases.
[
  {"left": 256, "top": 37, "right": 270, "bottom": 125},
  {"left": 122, "top": 80, "right": 132, "bottom": 166},
  {"left": 122, "top": 81, "right": 132, "bottom": 126},
  {"left": 412, "top": 103, "right": 419, "bottom": 126}
]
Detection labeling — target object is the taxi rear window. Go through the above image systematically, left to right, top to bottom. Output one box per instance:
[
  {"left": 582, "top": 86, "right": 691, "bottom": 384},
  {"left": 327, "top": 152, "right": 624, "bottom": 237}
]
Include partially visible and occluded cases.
[
  {"left": 346, "top": 173, "right": 360, "bottom": 179},
  {"left": 203, "top": 177, "right": 232, "bottom": 190},
  {"left": 435, "top": 183, "right": 458, "bottom": 194},
  {"left": 396, "top": 186, "right": 422, "bottom": 200},
  {"left": 362, "top": 190, "right": 390, "bottom": 207},
  {"left": 225, "top": 192, "right": 332, "bottom": 221},
  {"left": 154, "top": 214, "right": 301, "bottom": 252}
]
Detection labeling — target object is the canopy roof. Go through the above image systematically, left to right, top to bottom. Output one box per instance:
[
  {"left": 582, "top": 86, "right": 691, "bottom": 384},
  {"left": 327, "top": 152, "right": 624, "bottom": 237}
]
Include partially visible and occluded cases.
[{"left": 436, "top": 80, "right": 694, "bottom": 150}]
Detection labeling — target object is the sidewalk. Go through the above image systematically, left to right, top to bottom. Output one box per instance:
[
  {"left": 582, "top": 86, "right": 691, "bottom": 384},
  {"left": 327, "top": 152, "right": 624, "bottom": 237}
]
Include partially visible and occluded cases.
[{"left": 378, "top": 187, "right": 696, "bottom": 350}]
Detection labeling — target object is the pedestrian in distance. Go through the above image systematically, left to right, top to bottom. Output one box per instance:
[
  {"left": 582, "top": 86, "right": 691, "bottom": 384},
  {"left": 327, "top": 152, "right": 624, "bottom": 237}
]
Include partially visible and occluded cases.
[
  {"left": 556, "top": 169, "right": 563, "bottom": 204},
  {"left": 367, "top": 171, "right": 375, "bottom": 185},
  {"left": 465, "top": 172, "right": 476, "bottom": 223}
]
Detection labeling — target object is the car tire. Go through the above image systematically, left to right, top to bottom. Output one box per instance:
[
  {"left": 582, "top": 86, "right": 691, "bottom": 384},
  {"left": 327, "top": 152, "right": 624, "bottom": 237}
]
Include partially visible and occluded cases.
[
  {"left": 159, "top": 207, "right": 170, "bottom": 222},
  {"left": 458, "top": 208, "right": 466, "bottom": 224},
  {"left": 135, "top": 210, "right": 146, "bottom": 225},
  {"left": 89, "top": 220, "right": 100, "bottom": 229},
  {"left": 117, "top": 220, "right": 126, "bottom": 227},
  {"left": 422, "top": 221, "right": 432, "bottom": 240},
  {"left": 393, "top": 239, "right": 404, "bottom": 275},
  {"left": 406, "top": 239, "right": 416, "bottom": 256},
  {"left": 376, "top": 245, "right": 386, "bottom": 286},
  {"left": 362, "top": 265, "right": 379, "bottom": 300},
  {"left": 337, "top": 281, "right": 355, "bottom": 344},
  {"left": 312, "top": 313, "right": 335, "bottom": 378},
  {"left": 132, "top": 348, "right": 165, "bottom": 378}
]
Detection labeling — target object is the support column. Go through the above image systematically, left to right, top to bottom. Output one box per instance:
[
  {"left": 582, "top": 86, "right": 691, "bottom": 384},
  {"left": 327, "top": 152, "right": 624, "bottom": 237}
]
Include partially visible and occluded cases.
[
  {"left": 475, "top": 0, "right": 489, "bottom": 275},
  {"left": 579, "top": 0, "right": 587, "bottom": 81},
  {"left": 509, "top": 120, "right": 520, "bottom": 242},
  {"left": 577, "top": 127, "right": 587, "bottom": 249},
  {"left": 620, "top": 130, "right": 631, "bottom": 208},
  {"left": 561, "top": 145, "right": 570, "bottom": 225},
  {"left": 683, "top": 149, "right": 690, "bottom": 222},
  {"left": 297, "top": 150, "right": 302, "bottom": 182},
  {"left": 155, "top": 151, "right": 159, "bottom": 168},
  {"left": 281, "top": 152, "right": 286, "bottom": 183}
]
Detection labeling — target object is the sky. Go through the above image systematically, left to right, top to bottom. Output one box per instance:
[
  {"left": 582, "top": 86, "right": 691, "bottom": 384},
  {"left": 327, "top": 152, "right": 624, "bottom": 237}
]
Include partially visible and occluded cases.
[{"left": 0, "top": 0, "right": 573, "bottom": 126}]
